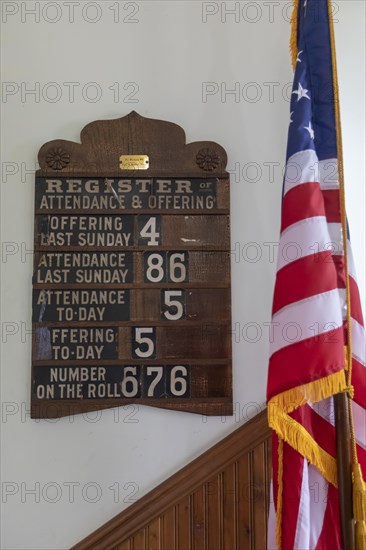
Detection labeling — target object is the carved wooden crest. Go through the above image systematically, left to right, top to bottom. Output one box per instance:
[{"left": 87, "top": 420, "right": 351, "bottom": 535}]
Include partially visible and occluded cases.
[{"left": 38, "top": 111, "right": 228, "bottom": 177}]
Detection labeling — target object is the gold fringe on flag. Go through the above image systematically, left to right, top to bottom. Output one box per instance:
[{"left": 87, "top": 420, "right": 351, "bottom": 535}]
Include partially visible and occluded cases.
[
  {"left": 268, "top": 369, "right": 346, "bottom": 492},
  {"left": 268, "top": 369, "right": 347, "bottom": 415},
  {"left": 268, "top": 369, "right": 346, "bottom": 547},
  {"left": 353, "top": 463, "right": 366, "bottom": 547},
  {"left": 355, "top": 524, "right": 366, "bottom": 550}
]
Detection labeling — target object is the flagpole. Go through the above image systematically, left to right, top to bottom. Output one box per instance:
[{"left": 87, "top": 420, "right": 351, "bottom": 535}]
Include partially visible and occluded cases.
[
  {"left": 327, "top": 0, "right": 358, "bottom": 545},
  {"left": 334, "top": 393, "right": 355, "bottom": 549}
]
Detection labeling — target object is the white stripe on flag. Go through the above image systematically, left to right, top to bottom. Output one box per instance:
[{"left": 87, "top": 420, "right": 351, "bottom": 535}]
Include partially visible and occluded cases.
[
  {"left": 284, "top": 150, "right": 339, "bottom": 195},
  {"left": 284, "top": 150, "right": 319, "bottom": 195},
  {"left": 319, "top": 158, "right": 339, "bottom": 190},
  {"left": 277, "top": 218, "right": 342, "bottom": 271},
  {"left": 327, "top": 222, "right": 343, "bottom": 256},
  {"left": 348, "top": 242, "right": 358, "bottom": 281},
  {"left": 270, "top": 289, "right": 345, "bottom": 356},
  {"left": 352, "top": 318, "right": 366, "bottom": 366},
  {"left": 352, "top": 400, "right": 366, "bottom": 449},
  {"left": 294, "top": 462, "right": 328, "bottom": 550},
  {"left": 308, "top": 464, "right": 329, "bottom": 549}
]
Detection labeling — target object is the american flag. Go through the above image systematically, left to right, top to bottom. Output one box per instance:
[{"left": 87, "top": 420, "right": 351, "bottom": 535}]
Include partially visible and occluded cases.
[{"left": 266, "top": 0, "right": 366, "bottom": 547}]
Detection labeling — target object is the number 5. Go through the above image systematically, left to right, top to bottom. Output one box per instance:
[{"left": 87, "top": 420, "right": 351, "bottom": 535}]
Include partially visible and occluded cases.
[
  {"left": 163, "top": 290, "right": 185, "bottom": 320},
  {"left": 133, "top": 328, "right": 155, "bottom": 358}
]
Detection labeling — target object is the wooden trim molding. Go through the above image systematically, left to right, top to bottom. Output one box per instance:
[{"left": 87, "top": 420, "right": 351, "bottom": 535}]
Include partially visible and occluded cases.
[{"left": 72, "top": 410, "right": 272, "bottom": 550}]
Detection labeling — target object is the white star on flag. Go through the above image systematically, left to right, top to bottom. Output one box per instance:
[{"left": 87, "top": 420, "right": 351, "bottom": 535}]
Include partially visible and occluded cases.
[
  {"left": 297, "top": 50, "right": 303, "bottom": 63},
  {"left": 292, "top": 82, "right": 311, "bottom": 101},
  {"left": 304, "top": 121, "right": 315, "bottom": 139}
]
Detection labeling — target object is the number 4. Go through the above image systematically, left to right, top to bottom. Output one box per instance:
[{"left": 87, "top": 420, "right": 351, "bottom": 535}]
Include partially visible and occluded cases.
[{"left": 140, "top": 217, "right": 160, "bottom": 246}]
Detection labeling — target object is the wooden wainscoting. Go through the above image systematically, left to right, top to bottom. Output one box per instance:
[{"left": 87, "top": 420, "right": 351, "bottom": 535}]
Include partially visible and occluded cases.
[{"left": 72, "top": 410, "right": 271, "bottom": 550}]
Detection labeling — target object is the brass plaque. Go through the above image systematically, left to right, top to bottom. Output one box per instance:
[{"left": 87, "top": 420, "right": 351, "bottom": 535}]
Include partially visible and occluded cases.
[{"left": 120, "top": 155, "right": 149, "bottom": 170}]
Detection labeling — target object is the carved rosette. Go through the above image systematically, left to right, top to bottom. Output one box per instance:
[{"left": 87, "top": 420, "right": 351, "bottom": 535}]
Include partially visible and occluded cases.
[
  {"left": 46, "top": 147, "right": 70, "bottom": 170},
  {"left": 196, "top": 148, "right": 220, "bottom": 172}
]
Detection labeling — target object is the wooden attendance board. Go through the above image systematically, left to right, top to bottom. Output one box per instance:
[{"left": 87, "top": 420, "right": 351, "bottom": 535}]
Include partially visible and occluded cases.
[{"left": 31, "top": 112, "right": 232, "bottom": 418}]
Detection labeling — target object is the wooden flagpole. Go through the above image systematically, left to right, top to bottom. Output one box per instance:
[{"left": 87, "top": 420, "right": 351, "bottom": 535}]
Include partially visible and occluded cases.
[
  {"left": 328, "top": 0, "right": 356, "bottom": 545},
  {"left": 334, "top": 393, "right": 355, "bottom": 549}
]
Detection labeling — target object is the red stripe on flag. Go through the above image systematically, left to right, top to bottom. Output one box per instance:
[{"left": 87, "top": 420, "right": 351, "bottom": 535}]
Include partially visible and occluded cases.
[
  {"left": 281, "top": 182, "right": 325, "bottom": 233},
  {"left": 322, "top": 189, "right": 341, "bottom": 223},
  {"left": 272, "top": 252, "right": 340, "bottom": 315},
  {"left": 332, "top": 254, "right": 346, "bottom": 288},
  {"left": 350, "top": 277, "right": 365, "bottom": 327},
  {"left": 267, "top": 328, "right": 345, "bottom": 401},
  {"left": 352, "top": 358, "right": 366, "bottom": 409},
  {"left": 281, "top": 442, "right": 304, "bottom": 550},
  {"left": 356, "top": 444, "right": 366, "bottom": 481},
  {"left": 315, "top": 484, "right": 341, "bottom": 550}
]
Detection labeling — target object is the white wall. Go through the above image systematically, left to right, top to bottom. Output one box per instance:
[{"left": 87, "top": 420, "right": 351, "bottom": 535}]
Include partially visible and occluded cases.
[{"left": 1, "top": 1, "right": 364, "bottom": 548}]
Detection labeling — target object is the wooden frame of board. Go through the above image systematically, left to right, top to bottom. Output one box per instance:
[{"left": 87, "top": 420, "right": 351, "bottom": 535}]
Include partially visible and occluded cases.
[{"left": 31, "top": 112, "right": 232, "bottom": 418}]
